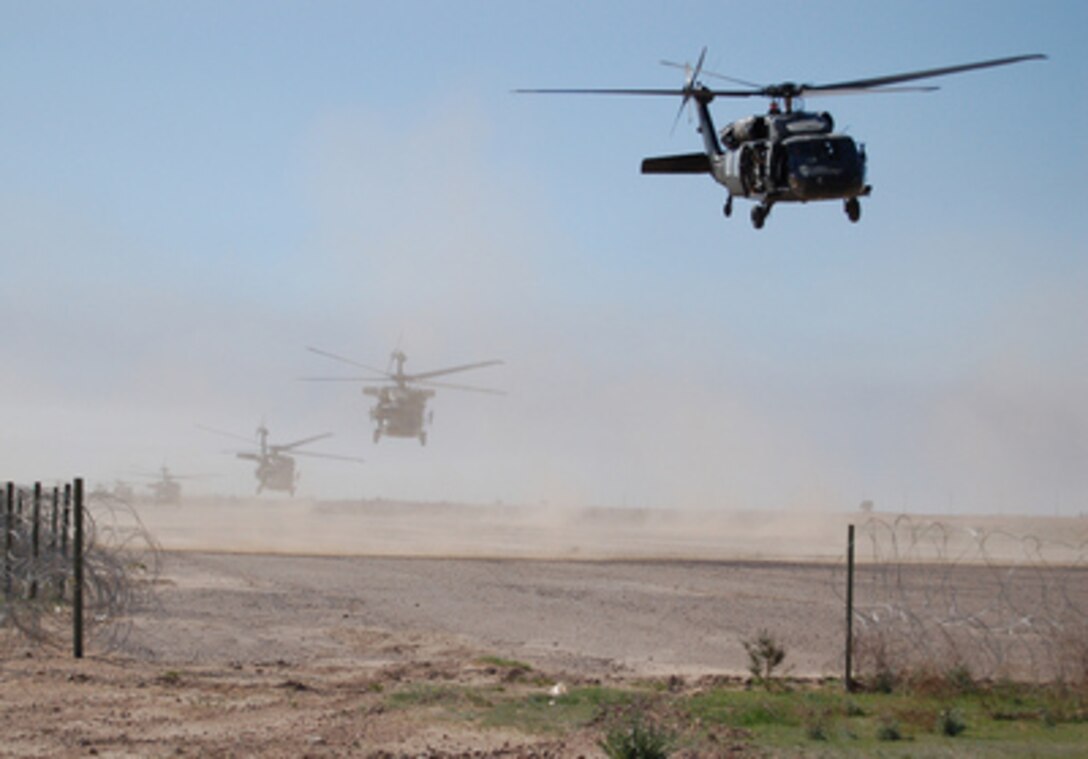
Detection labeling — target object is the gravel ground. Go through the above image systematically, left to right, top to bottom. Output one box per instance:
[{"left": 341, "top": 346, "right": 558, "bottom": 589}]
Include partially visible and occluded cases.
[
  {"left": 2, "top": 502, "right": 1084, "bottom": 756},
  {"left": 127, "top": 551, "right": 847, "bottom": 677}
]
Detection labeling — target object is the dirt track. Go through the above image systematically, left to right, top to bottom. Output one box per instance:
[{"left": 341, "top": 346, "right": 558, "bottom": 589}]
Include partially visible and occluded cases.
[
  {"left": 2, "top": 501, "right": 1086, "bottom": 756},
  {"left": 1, "top": 550, "right": 847, "bottom": 758},
  {"left": 128, "top": 552, "right": 845, "bottom": 677}
]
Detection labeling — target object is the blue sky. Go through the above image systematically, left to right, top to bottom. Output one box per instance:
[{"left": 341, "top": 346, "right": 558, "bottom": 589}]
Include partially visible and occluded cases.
[{"left": 2, "top": 1, "right": 1085, "bottom": 513}]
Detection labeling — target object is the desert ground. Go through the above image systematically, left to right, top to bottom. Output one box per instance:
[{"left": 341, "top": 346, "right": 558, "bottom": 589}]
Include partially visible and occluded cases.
[{"left": 2, "top": 498, "right": 1086, "bottom": 756}]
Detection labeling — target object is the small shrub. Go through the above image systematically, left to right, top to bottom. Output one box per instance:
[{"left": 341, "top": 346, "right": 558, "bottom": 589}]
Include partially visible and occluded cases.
[
  {"left": 742, "top": 629, "right": 786, "bottom": 687},
  {"left": 853, "top": 629, "right": 902, "bottom": 693},
  {"left": 945, "top": 664, "right": 976, "bottom": 694},
  {"left": 871, "top": 667, "right": 897, "bottom": 694},
  {"left": 156, "top": 670, "right": 182, "bottom": 686},
  {"left": 844, "top": 700, "right": 866, "bottom": 717},
  {"left": 803, "top": 704, "right": 833, "bottom": 741},
  {"left": 936, "top": 707, "right": 967, "bottom": 737},
  {"left": 599, "top": 716, "right": 672, "bottom": 759},
  {"left": 876, "top": 716, "right": 902, "bottom": 741},
  {"left": 805, "top": 719, "right": 830, "bottom": 741}
]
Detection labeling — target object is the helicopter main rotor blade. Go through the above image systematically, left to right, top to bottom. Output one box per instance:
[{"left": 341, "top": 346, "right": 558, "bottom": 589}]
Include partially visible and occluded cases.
[
  {"left": 800, "top": 53, "right": 1046, "bottom": 94},
  {"left": 518, "top": 54, "right": 1044, "bottom": 103},
  {"left": 661, "top": 59, "right": 762, "bottom": 89},
  {"left": 803, "top": 85, "right": 940, "bottom": 97},
  {"left": 514, "top": 86, "right": 765, "bottom": 101},
  {"left": 517, "top": 87, "right": 679, "bottom": 95},
  {"left": 306, "top": 346, "right": 391, "bottom": 376},
  {"left": 406, "top": 359, "right": 504, "bottom": 382},
  {"left": 298, "top": 376, "right": 390, "bottom": 382},
  {"left": 416, "top": 379, "right": 507, "bottom": 395},
  {"left": 197, "top": 424, "right": 256, "bottom": 444},
  {"left": 275, "top": 432, "right": 334, "bottom": 452},
  {"left": 290, "top": 450, "right": 366, "bottom": 464}
]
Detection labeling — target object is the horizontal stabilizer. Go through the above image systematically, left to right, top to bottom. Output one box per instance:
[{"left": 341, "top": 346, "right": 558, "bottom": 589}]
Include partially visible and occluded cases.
[{"left": 641, "top": 152, "right": 711, "bottom": 174}]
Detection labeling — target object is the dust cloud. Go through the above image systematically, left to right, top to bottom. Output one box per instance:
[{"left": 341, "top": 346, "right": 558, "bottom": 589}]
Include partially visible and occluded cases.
[
  {"left": 2, "top": 98, "right": 1086, "bottom": 518},
  {"left": 130, "top": 496, "right": 1086, "bottom": 566}
]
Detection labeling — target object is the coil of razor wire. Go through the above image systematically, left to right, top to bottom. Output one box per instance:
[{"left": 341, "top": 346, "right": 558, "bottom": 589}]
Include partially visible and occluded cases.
[
  {"left": 1, "top": 485, "right": 161, "bottom": 655},
  {"left": 832, "top": 515, "right": 1088, "bottom": 683}
]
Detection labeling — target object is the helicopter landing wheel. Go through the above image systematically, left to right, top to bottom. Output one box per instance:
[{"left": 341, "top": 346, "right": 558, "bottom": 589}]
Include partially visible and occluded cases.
[
  {"left": 723, "top": 196, "right": 733, "bottom": 218},
  {"left": 845, "top": 197, "right": 861, "bottom": 223},
  {"left": 751, "top": 204, "right": 768, "bottom": 230},
  {"left": 373, "top": 428, "right": 381, "bottom": 444},
  {"left": 419, "top": 431, "right": 427, "bottom": 446}
]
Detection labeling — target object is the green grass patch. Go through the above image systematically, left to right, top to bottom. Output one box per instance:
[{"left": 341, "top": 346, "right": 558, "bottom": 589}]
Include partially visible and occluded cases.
[
  {"left": 477, "top": 655, "right": 533, "bottom": 671},
  {"left": 156, "top": 669, "right": 183, "bottom": 686},
  {"left": 379, "top": 677, "right": 1088, "bottom": 756},
  {"left": 385, "top": 683, "right": 493, "bottom": 712},
  {"left": 678, "top": 683, "right": 1088, "bottom": 756},
  {"left": 482, "top": 685, "right": 638, "bottom": 734}
]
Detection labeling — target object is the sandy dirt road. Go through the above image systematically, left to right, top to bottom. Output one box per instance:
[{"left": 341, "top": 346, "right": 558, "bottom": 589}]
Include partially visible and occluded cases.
[
  {"left": 2, "top": 502, "right": 1085, "bottom": 756},
  {"left": 2, "top": 551, "right": 847, "bottom": 758},
  {"left": 129, "top": 552, "right": 846, "bottom": 677}
]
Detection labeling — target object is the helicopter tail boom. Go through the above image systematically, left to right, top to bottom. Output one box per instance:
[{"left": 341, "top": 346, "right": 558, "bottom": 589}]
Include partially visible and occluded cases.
[{"left": 641, "top": 152, "right": 712, "bottom": 174}]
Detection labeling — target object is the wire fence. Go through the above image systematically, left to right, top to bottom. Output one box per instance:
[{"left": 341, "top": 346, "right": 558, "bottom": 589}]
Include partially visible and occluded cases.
[
  {"left": 1, "top": 482, "right": 159, "bottom": 656},
  {"left": 837, "top": 515, "right": 1088, "bottom": 684}
]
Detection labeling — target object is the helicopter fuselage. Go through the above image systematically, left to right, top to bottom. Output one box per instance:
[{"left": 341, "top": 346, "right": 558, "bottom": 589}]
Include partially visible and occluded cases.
[
  {"left": 716, "top": 112, "right": 869, "bottom": 202},
  {"left": 365, "top": 385, "right": 434, "bottom": 443},
  {"left": 239, "top": 450, "right": 298, "bottom": 494},
  {"left": 258, "top": 453, "right": 296, "bottom": 493},
  {"left": 150, "top": 479, "right": 181, "bottom": 504}
]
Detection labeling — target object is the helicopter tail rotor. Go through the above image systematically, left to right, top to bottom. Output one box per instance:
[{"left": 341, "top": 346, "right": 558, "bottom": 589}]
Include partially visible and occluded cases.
[{"left": 668, "top": 46, "right": 706, "bottom": 134}]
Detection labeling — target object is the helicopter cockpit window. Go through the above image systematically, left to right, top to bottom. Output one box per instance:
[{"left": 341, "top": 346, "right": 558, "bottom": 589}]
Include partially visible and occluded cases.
[{"left": 786, "top": 136, "right": 859, "bottom": 174}]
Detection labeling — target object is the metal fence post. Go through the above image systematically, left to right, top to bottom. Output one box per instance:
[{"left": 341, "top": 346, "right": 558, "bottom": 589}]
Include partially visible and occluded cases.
[
  {"left": 73, "top": 478, "right": 84, "bottom": 659},
  {"left": 3, "top": 482, "right": 12, "bottom": 599},
  {"left": 30, "top": 482, "right": 41, "bottom": 600},
  {"left": 62, "top": 483, "right": 71, "bottom": 558},
  {"left": 51, "top": 486, "right": 59, "bottom": 552},
  {"left": 845, "top": 523, "right": 855, "bottom": 692}
]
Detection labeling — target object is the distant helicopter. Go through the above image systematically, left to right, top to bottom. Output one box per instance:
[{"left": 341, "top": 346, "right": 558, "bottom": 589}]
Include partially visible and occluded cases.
[
  {"left": 517, "top": 50, "right": 1045, "bottom": 228},
  {"left": 304, "top": 347, "right": 504, "bottom": 445},
  {"left": 200, "top": 423, "right": 364, "bottom": 496},
  {"left": 131, "top": 466, "right": 196, "bottom": 505},
  {"left": 89, "top": 479, "right": 136, "bottom": 502}
]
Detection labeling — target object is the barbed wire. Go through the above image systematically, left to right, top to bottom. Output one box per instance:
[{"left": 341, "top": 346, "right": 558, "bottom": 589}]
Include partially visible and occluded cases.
[
  {"left": 1, "top": 485, "right": 160, "bottom": 655},
  {"left": 834, "top": 515, "right": 1088, "bottom": 684}
]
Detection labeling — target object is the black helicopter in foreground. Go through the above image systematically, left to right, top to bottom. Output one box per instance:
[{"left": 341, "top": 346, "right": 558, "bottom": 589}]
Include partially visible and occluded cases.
[
  {"left": 517, "top": 51, "right": 1045, "bottom": 228},
  {"left": 304, "top": 347, "right": 504, "bottom": 445},
  {"left": 201, "top": 423, "right": 364, "bottom": 496}
]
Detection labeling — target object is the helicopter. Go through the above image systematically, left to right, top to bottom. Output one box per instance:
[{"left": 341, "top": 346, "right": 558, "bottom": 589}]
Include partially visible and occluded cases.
[
  {"left": 517, "top": 51, "right": 1045, "bottom": 228},
  {"left": 304, "top": 347, "right": 504, "bottom": 445},
  {"left": 200, "top": 423, "right": 364, "bottom": 496},
  {"left": 131, "top": 466, "right": 196, "bottom": 505},
  {"left": 88, "top": 479, "right": 137, "bottom": 503}
]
